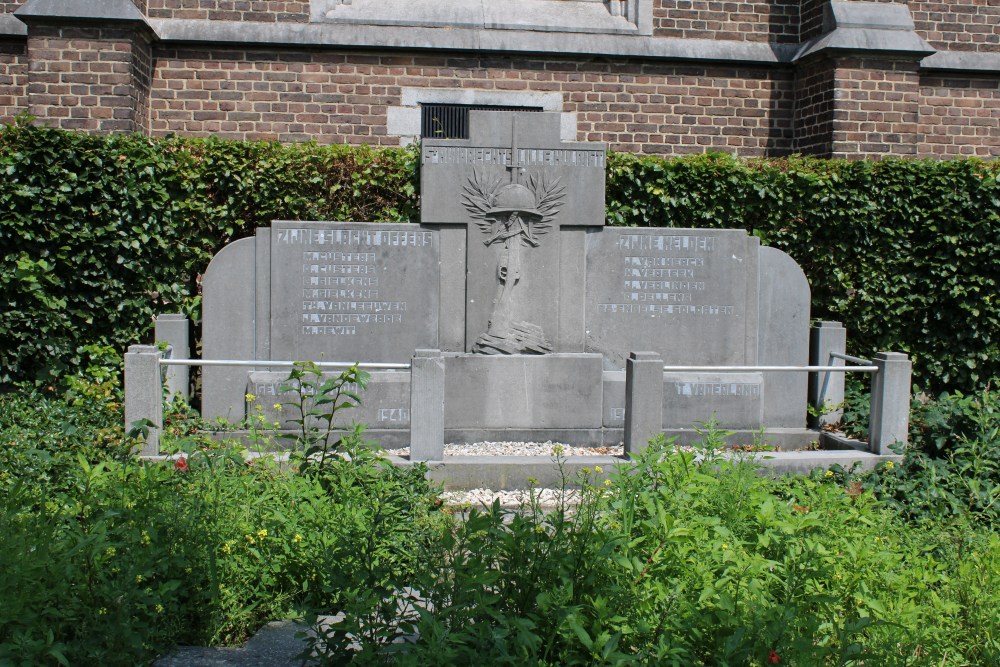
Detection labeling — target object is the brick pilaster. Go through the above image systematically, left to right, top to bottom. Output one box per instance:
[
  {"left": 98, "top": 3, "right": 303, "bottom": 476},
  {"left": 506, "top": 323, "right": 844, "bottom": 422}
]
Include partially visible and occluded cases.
[{"left": 26, "top": 24, "right": 152, "bottom": 133}]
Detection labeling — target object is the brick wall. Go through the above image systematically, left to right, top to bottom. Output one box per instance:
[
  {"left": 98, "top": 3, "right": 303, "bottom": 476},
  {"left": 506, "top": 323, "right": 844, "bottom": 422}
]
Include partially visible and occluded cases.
[
  {"left": 146, "top": 0, "right": 309, "bottom": 22},
  {"left": 651, "top": 0, "right": 799, "bottom": 42},
  {"left": 909, "top": 0, "right": 1000, "bottom": 53},
  {"left": 26, "top": 26, "right": 152, "bottom": 133},
  {"left": 0, "top": 40, "right": 27, "bottom": 123},
  {"left": 150, "top": 49, "right": 796, "bottom": 156},
  {"left": 793, "top": 56, "right": 835, "bottom": 154},
  {"left": 831, "top": 57, "right": 921, "bottom": 157},
  {"left": 919, "top": 74, "right": 1000, "bottom": 157}
]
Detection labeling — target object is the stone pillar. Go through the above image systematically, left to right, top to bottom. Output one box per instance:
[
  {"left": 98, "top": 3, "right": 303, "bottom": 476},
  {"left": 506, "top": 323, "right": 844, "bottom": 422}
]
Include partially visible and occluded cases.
[
  {"left": 15, "top": 0, "right": 154, "bottom": 134},
  {"left": 155, "top": 313, "right": 189, "bottom": 401},
  {"left": 808, "top": 321, "right": 846, "bottom": 428},
  {"left": 124, "top": 344, "right": 163, "bottom": 456},
  {"left": 410, "top": 349, "right": 445, "bottom": 461},
  {"left": 624, "top": 351, "right": 663, "bottom": 458},
  {"left": 869, "top": 351, "right": 912, "bottom": 455}
]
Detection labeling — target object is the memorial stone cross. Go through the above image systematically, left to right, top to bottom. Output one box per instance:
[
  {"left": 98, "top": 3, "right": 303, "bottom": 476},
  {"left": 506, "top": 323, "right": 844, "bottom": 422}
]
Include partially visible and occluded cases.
[{"left": 421, "top": 111, "right": 607, "bottom": 354}]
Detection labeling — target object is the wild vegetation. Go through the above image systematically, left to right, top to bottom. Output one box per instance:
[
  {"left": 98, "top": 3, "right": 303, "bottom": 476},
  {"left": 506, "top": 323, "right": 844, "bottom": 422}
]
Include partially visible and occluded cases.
[
  {"left": 2, "top": 122, "right": 997, "bottom": 664},
  {"left": 1, "top": 361, "right": 997, "bottom": 665}
]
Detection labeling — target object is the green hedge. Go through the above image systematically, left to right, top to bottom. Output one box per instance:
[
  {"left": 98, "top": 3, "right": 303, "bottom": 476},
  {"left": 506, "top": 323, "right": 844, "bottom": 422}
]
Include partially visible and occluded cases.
[
  {"left": 0, "top": 121, "right": 417, "bottom": 384},
  {"left": 2, "top": 122, "right": 997, "bottom": 393},
  {"left": 606, "top": 153, "right": 1000, "bottom": 392}
]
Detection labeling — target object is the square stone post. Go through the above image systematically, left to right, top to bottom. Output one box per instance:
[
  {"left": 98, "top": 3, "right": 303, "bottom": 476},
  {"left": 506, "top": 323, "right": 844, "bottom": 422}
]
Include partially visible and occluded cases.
[
  {"left": 155, "top": 314, "right": 190, "bottom": 401},
  {"left": 808, "top": 321, "right": 846, "bottom": 428},
  {"left": 124, "top": 344, "right": 163, "bottom": 457},
  {"left": 410, "top": 349, "right": 445, "bottom": 461},
  {"left": 624, "top": 351, "right": 663, "bottom": 458},
  {"left": 869, "top": 352, "right": 912, "bottom": 455}
]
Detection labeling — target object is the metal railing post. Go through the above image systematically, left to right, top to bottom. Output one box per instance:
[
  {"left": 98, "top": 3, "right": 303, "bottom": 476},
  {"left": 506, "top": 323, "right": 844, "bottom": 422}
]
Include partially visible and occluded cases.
[
  {"left": 155, "top": 314, "right": 190, "bottom": 401},
  {"left": 808, "top": 321, "right": 847, "bottom": 428},
  {"left": 124, "top": 345, "right": 164, "bottom": 457},
  {"left": 410, "top": 349, "right": 445, "bottom": 461},
  {"left": 624, "top": 351, "right": 664, "bottom": 458},
  {"left": 869, "top": 352, "right": 912, "bottom": 455}
]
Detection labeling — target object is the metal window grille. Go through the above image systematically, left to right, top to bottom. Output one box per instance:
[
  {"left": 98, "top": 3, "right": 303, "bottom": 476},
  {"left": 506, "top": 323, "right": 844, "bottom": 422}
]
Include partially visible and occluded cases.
[{"left": 420, "top": 104, "right": 543, "bottom": 139}]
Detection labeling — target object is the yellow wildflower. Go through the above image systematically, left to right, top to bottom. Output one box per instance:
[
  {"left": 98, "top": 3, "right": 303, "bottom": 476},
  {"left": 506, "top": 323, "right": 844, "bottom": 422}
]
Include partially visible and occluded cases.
[
  {"left": 245, "top": 393, "right": 256, "bottom": 402},
  {"left": 594, "top": 465, "right": 603, "bottom": 474},
  {"left": 257, "top": 528, "right": 267, "bottom": 539},
  {"left": 293, "top": 534, "right": 303, "bottom": 543},
  {"left": 222, "top": 541, "right": 233, "bottom": 555},
  {"left": 135, "top": 574, "right": 143, "bottom": 584},
  {"left": 155, "top": 604, "right": 164, "bottom": 614}
]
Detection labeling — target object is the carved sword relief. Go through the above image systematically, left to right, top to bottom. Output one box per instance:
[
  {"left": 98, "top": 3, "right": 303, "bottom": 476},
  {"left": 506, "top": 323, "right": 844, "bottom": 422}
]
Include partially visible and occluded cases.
[{"left": 461, "top": 122, "right": 566, "bottom": 355}]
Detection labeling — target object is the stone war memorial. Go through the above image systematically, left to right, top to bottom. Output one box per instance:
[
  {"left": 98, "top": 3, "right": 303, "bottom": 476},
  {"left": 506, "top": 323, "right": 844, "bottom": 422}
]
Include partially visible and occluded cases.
[{"left": 126, "top": 111, "right": 913, "bottom": 481}]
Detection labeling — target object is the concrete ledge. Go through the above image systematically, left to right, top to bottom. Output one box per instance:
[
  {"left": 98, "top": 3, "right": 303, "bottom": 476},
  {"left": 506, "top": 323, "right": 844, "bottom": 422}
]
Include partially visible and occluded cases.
[
  {"left": 15, "top": 0, "right": 150, "bottom": 25},
  {"left": 0, "top": 14, "right": 27, "bottom": 36},
  {"left": 149, "top": 18, "right": 795, "bottom": 65},
  {"left": 921, "top": 51, "right": 1000, "bottom": 74},
  {"left": 393, "top": 450, "right": 902, "bottom": 490}
]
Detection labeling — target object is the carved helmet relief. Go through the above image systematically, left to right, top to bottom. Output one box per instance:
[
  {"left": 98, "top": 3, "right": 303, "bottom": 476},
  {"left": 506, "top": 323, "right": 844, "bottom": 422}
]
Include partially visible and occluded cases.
[{"left": 462, "top": 166, "right": 566, "bottom": 355}]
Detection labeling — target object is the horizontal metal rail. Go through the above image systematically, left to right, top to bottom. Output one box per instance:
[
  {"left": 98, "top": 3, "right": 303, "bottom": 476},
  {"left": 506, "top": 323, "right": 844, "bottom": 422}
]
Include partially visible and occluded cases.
[
  {"left": 829, "top": 351, "right": 873, "bottom": 365},
  {"left": 159, "top": 359, "right": 411, "bottom": 370},
  {"left": 662, "top": 365, "right": 877, "bottom": 373}
]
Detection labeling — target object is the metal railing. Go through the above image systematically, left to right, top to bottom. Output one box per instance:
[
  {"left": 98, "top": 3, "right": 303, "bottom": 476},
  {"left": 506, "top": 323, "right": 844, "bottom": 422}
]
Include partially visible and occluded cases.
[
  {"left": 159, "top": 359, "right": 410, "bottom": 370},
  {"left": 662, "top": 364, "right": 878, "bottom": 373}
]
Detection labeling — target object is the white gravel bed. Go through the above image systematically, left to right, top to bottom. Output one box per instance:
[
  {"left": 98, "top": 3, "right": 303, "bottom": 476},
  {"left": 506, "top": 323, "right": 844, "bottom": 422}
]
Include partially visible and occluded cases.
[
  {"left": 384, "top": 441, "right": 624, "bottom": 458},
  {"left": 440, "top": 487, "right": 584, "bottom": 508}
]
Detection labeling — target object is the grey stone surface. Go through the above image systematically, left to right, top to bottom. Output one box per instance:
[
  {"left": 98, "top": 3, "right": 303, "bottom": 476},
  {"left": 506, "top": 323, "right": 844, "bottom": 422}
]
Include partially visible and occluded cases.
[
  {"left": 15, "top": 0, "right": 149, "bottom": 24},
  {"left": 311, "top": 0, "right": 649, "bottom": 35},
  {"left": 795, "top": 0, "right": 934, "bottom": 60},
  {"left": 0, "top": 14, "right": 28, "bottom": 36},
  {"left": 149, "top": 19, "right": 795, "bottom": 65},
  {"left": 921, "top": 51, "right": 1000, "bottom": 73},
  {"left": 387, "top": 88, "right": 574, "bottom": 145},
  {"left": 423, "top": 111, "right": 604, "bottom": 355},
  {"left": 422, "top": 112, "right": 605, "bottom": 229},
  {"left": 267, "top": 221, "right": 440, "bottom": 363},
  {"left": 585, "top": 228, "right": 759, "bottom": 370},
  {"left": 202, "top": 237, "right": 256, "bottom": 421},
  {"left": 756, "top": 245, "right": 809, "bottom": 428},
  {"left": 155, "top": 314, "right": 190, "bottom": 402},
  {"left": 808, "top": 321, "right": 847, "bottom": 428},
  {"left": 124, "top": 345, "right": 163, "bottom": 457},
  {"left": 411, "top": 349, "right": 445, "bottom": 460},
  {"left": 624, "top": 351, "right": 663, "bottom": 456},
  {"left": 869, "top": 352, "right": 912, "bottom": 455},
  {"left": 444, "top": 353, "right": 604, "bottom": 429},
  {"left": 248, "top": 370, "right": 411, "bottom": 430},
  {"left": 663, "top": 372, "right": 763, "bottom": 430},
  {"left": 155, "top": 620, "right": 306, "bottom": 666}
]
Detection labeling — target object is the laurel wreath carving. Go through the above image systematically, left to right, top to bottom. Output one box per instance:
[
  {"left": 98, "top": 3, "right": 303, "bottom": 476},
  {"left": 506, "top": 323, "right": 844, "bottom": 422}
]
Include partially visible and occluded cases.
[{"left": 461, "top": 167, "right": 567, "bottom": 245}]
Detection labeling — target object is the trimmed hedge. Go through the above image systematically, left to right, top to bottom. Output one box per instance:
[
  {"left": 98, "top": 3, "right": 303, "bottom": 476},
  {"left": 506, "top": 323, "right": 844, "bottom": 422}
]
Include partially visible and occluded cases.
[
  {"left": 0, "top": 121, "right": 417, "bottom": 384},
  {"left": 1, "top": 122, "right": 997, "bottom": 393},
  {"left": 606, "top": 153, "right": 1000, "bottom": 392}
]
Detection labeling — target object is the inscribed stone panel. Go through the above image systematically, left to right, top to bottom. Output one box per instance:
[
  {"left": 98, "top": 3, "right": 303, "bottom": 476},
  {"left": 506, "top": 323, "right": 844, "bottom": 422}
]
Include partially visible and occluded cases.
[
  {"left": 268, "top": 221, "right": 440, "bottom": 363},
  {"left": 585, "top": 228, "right": 759, "bottom": 369}
]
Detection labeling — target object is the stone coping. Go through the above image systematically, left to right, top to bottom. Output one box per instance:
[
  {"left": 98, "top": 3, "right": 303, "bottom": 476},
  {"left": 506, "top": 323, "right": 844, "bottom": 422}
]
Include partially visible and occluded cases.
[{"left": 1, "top": 7, "right": 997, "bottom": 73}]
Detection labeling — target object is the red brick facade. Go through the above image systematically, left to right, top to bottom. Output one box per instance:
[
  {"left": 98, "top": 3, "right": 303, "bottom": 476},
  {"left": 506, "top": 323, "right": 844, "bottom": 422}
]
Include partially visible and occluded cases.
[
  {"left": 1, "top": 0, "right": 998, "bottom": 158},
  {"left": 147, "top": 0, "right": 308, "bottom": 23},
  {"left": 652, "top": 0, "right": 800, "bottom": 43},
  {"left": 910, "top": 0, "right": 1000, "bottom": 53},
  {"left": 26, "top": 25, "right": 152, "bottom": 133},
  {"left": 0, "top": 40, "right": 27, "bottom": 121},
  {"left": 150, "top": 50, "right": 796, "bottom": 155},
  {"left": 831, "top": 57, "right": 921, "bottom": 157},
  {"left": 920, "top": 74, "right": 1000, "bottom": 156}
]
